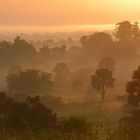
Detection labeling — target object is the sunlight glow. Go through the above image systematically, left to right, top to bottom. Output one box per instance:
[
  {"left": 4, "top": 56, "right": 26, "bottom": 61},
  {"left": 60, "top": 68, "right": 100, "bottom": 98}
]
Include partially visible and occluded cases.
[{"left": 0, "top": 0, "right": 140, "bottom": 26}]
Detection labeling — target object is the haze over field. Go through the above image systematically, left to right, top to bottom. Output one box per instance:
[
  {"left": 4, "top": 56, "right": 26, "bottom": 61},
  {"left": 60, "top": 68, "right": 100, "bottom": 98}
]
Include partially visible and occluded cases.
[
  {"left": 1, "top": 0, "right": 140, "bottom": 140},
  {"left": 0, "top": 24, "right": 113, "bottom": 33}
]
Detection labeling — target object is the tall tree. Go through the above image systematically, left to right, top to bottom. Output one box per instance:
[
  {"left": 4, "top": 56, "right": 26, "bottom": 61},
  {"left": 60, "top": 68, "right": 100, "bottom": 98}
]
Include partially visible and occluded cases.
[
  {"left": 115, "top": 21, "right": 140, "bottom": 41},
  {"left": 115, "top": 21, "right": 132, "bottom": 41},
  {"left": 120, "top": 65, "right": 140, "bottom": 134},
  {"left": 127, "top": 65, "right": 140, "bottom": 107},
  {"left": 91, "top": 68, "right": 115, "bottom": 101}
]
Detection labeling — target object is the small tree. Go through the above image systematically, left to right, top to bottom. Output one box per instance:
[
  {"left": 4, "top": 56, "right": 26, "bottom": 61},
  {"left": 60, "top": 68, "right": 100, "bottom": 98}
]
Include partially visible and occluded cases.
[
  {"left": 126, "top": 65, "right": 140, "bottom": 107},
  {"left": 91, "top": 68, "right": 115, "bottom": 101}
]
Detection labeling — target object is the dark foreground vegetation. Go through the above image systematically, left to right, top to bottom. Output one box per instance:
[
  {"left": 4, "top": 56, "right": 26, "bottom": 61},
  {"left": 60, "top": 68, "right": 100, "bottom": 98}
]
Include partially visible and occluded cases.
[
  {"left": 1, "top": 21, "right": 140, "bottom": 139},
  {"left": 0, "top": 92, "right": 93, "bottom": 140},
  {"left": 0, "top": 92, "right": 140, "bottom": 140}
]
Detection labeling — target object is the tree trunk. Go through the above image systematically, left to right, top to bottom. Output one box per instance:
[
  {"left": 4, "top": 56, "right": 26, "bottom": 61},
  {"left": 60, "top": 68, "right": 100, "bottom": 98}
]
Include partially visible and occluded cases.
[{"left": 101, "top": 85, "right": 105, "bottom": 102}]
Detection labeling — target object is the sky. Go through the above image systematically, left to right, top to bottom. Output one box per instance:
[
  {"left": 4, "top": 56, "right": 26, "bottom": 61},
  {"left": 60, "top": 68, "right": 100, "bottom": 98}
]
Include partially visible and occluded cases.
[{"left": 0, "top": 0, "right": 140, "bottom": 32}]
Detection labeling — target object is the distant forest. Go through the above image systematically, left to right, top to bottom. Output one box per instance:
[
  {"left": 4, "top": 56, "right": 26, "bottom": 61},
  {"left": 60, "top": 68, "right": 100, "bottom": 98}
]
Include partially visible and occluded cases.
[{"left": 1, "top": 21, "right": 140, "bottom": 139}]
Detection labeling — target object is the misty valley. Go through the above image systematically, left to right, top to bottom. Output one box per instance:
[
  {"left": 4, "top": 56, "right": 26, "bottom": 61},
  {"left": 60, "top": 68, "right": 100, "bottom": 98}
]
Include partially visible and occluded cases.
[{"left": 0, "top": 21, "right": 140, "bottom": 140}]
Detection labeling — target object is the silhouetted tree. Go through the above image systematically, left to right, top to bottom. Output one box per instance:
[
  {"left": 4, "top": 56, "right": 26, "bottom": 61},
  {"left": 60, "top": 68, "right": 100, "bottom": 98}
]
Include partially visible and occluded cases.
[
  {"left": 115, "top": 21, "right": 140, "bottom": 41},
  {"left": 115, "top": 21, "right": 132, "bottom": 41},
  {"left": 132, "top": 22, "right": 140, "bottom": 40},
  {"left": 80, "top": 32, "right": 113, "bottom": 49},
  {"left": 80, "top": 32, "right": 113, "bottom": 59},
  {"left": 0, "top": 36, "right": 37, "bottom": 68},
  {"left": 12, "top": 36, "right": 37, "bottom": 63},
  {"left": 39, "top": 45, "right": 51, "bottom": 57},
  {"left": 51, "top": 45, "right": 67, "bottom": 59},
  {"left": 53, "top": 62, "right": 69, "bottom": 87},
  {"left": 126, "top": 65, "right": 140, "bottom": 107},
  {"left": 120, "top": 66, "right": 140, "bottom": 137},
  {"left": 91, "top": 68, "right": 115, "bottom": 101},
  {"left": 6, "top": 69, "right": 54, "bottom": 96},
  {"left": 0, "top": 92, "right": 57, "bottom": 132},
  {"left": 0, "top": 92, "right": 94, "bottom": 138},
  {"left": 22, "top": 96, "right": 57, "bottom": 131}
]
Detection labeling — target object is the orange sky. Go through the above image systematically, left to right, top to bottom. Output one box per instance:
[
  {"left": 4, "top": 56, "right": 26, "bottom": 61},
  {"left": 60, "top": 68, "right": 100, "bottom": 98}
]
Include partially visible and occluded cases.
[{"left": 0, "top": 0, "right": 140, "bottom": 26}]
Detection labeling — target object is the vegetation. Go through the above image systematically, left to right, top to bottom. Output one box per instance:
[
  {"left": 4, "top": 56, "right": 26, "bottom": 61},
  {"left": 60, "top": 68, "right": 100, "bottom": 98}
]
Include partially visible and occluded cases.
[
  {"left": 0, "top": 20, "right": 140, "bottom": 139},
  {"left": 126, "top": 65, "right": 140, "bottom": 107},
  {"left": 91, "top": 68, "right": 115, "bottom": 101},
  {"left": 6, "top": 69, "right": 54, "bottom": 96},
  {"left": 0, "top": 92, "right": 94, "bottom": 140}
]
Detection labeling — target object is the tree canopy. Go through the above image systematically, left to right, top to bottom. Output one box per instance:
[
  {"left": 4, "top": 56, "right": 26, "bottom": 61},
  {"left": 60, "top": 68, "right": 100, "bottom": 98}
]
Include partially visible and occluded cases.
[
  {"left": 91, "top": 68, "right": 115, "bottom": 101},
  {"left": 6, "top": 69, "right": 54, "bottom": 96}
]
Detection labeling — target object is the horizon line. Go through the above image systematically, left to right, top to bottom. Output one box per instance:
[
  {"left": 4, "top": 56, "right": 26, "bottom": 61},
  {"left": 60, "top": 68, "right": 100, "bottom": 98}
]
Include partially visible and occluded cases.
[{"left": 0, "top": 24, "right": 114, "bottom": 33}]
